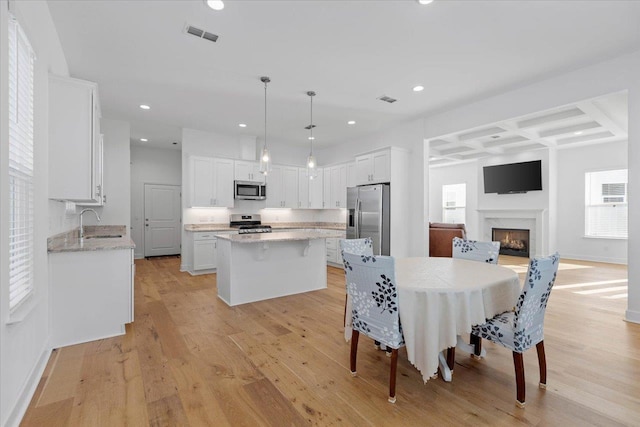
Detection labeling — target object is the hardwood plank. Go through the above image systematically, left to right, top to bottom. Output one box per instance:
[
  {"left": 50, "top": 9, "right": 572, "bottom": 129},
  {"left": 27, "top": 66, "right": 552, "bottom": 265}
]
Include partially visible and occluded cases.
[
  {"left": 21, "top": 256, "right": 640, "bottom": 426},
  {"left": 147, "top": 394, "right": 190, "bottom": 427}
]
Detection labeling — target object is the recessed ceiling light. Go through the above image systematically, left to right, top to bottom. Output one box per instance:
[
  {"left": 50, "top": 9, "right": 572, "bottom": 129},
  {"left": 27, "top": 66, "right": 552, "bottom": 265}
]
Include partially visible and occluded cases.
[
  {"left": 205, "top": 0, "right": 224, "bottom": 11},
  {"left": 417, "top": 0, "right": 434, "bottom": 4},
  {"left": 413, "top": 85, "right": 425, "bottom": 92},
  {"left": 139, "top": 104, "right": 150, "bottom": 110},
  {"left": 347, "top": 120, "right": 356, "bottom": 125},
  {"left": 239, "top": 123, "right": 247, "bottom": 128},
  {"left": 574, "top": 131, "right": 583, "bottom": 135},
  {"left": 308, "top": 136, "right": 315, "bottom": 140},
  {"left": 140, "top": 138, "right": 148, "bottom": 142}
]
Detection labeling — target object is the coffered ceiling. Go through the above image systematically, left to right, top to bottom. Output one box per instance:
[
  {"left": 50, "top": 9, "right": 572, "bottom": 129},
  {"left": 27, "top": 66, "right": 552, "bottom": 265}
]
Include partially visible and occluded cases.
[
  {"left": 47, "top": 1, "right": 640, "bottom": 151},
  {"left": 428, "top": 91, "right": 628, "bottom": 166}
]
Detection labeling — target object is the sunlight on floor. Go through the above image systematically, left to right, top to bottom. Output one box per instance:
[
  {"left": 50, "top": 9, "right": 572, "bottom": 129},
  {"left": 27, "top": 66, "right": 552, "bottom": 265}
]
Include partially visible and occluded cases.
[{"left": 554, "top": 279, "right": 628, "bottom": 290}]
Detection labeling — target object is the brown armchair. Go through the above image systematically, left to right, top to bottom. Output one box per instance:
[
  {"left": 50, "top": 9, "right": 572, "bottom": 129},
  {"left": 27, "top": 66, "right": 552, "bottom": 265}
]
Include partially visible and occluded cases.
[{"left": 429, "top": 222, "right": 467, "bottom": 257}]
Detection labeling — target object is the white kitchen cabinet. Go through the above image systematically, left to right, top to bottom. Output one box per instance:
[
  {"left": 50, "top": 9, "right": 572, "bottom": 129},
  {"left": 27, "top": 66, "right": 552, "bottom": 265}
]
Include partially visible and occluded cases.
[
  {"left": 49, "top": 75, "right": 103, "bottom": 203},
  {"left": 355, "top": 149, "right": 391, "bottom": 185},
  {"left": 189, "top": 156, "right": 234, "bottom": 207},
  {"left": 234, "top": 160, "right": 263, "bottom": 182},
  {"left": 346, "top": 162, "right": 357, "bottom": 188},
  {"left": 322, "top": 164, "right": 347, "bottom": 209},
  {"left": 329, "top": 164, "right": 347, "bottom": 208},
  {"left": 266, "top": 165, "right": 299, "bottom": 208},
  {"left": 298, "top": 167, "right": 323, "bottom": 209},
  {"left": 298, "top": 168, "right": 310, "bottom": 208},
  {"left": 309, "top": 168, "right": 324, "bottom": 209},
  {"left": 193, "top": 232, "right": 218, "bottom": 270},
  {"left": 49, "top": 248, "right": 134, "bottom": 348}
]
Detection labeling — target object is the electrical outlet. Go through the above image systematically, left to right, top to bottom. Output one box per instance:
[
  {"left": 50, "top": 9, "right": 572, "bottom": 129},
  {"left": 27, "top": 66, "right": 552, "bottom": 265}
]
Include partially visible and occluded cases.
[{"left": 65, "top": 201, "right": 76, "bottom": 215}]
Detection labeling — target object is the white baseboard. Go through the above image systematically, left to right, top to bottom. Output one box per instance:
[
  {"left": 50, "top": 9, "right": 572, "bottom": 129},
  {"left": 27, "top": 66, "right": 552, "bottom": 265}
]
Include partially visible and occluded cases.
[
  {"left": 625, "top": 309, "right": 640, "bottom": 324},
  {"left": 4, "top": 345, "right": 52, "bottom": 427}
]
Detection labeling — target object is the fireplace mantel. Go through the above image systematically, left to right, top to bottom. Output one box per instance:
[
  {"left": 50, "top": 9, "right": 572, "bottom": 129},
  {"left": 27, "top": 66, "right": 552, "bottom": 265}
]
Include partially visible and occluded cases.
[{"left": 476, "top": 208, "right": 548, "bottom": 257}]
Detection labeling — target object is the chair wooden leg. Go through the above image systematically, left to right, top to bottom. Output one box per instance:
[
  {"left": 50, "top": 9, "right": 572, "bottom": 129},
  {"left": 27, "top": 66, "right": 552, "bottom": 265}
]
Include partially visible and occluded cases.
[
  {"left": 343, "top": 294, "right": 348, "bottom": 327},
  {"left": 350, "top": 330, "right": 359, "bottom": 376},
  {"left": 470, "top": 333, "right": 482, "bottom": 359},
  {"left": 536, "top": 341, "right": 547, "bottom": 389},
  {"left": 446, "top": 347, "right": 455, "bottom": 371},
  {"left": 389, "top": 348, "right": 398, "bottom": 403},
  {"left": 513, "top": 351, "right": 526, "bottom": 408}
]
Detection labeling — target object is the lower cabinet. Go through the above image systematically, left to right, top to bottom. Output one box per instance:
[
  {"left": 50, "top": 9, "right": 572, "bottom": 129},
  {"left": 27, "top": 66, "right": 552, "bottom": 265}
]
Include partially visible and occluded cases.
[
  {"left": 193, "top": 233, "right": 218, "bottom": 271},
  {"left": 325, "top": 235, "right": 346, "bottom": 266},
  {"left": 49, "top": 248, "right": 134, "bottom": 348}
]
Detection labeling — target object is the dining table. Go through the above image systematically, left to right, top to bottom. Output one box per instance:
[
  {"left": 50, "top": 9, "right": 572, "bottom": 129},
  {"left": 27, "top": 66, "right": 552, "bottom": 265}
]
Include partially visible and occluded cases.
[{"left": 395, "top": 257, "right": 521, "bottom": 383}]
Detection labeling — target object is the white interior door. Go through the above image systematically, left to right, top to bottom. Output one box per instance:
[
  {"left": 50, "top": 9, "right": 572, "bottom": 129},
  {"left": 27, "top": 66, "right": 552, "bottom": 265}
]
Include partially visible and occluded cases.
[{"left": 144, "top": 184, "right": 181, "bottom": 257}]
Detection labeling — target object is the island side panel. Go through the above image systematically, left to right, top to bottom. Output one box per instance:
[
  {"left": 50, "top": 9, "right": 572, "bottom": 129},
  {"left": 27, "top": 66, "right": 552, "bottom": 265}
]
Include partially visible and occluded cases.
[
  {"left": 217, "top": 238, "right": 327, "bottom": 306},
  {"left": 217, "top": 238, "right": 232, "bottom": 305}
]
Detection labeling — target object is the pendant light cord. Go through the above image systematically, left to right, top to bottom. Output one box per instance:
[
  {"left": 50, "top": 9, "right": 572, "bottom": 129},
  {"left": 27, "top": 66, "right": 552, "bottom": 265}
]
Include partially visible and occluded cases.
[
  {"left": 264, "top": 80, "right": 268, "bottom": 149},
  {"left": 309, "top": 94, "right": 313, "bottom": 155}
]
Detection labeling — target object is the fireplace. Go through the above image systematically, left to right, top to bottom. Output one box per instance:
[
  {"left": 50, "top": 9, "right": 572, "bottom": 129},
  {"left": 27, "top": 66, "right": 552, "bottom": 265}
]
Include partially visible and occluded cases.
[{"left": 492, "top": 228, "right": 530, "bottom": 258}]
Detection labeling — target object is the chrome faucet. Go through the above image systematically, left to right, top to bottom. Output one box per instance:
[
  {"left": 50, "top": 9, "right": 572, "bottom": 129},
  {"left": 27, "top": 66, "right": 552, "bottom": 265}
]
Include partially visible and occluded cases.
[{"left": 79, "top": 208, "right": 101, "bottom": 240}]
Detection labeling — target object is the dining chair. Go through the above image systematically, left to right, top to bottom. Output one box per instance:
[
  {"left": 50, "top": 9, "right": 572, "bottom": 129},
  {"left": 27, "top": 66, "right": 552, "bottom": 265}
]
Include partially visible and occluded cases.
[
  {"left": 452, "top": 237, "right": 501, "bottom": 264},
  {"left": 339, "top": 238, "right": 374, "bottom": 337},
  {"left": 342, "top": 252, "right": 405, "bottom": 403},
  {"left": 470, "top": 252, "right": 560, "bottom": 408}
]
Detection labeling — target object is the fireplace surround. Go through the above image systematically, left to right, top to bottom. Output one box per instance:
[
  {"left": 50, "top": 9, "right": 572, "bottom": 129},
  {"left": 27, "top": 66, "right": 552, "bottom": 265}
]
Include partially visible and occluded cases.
[{"left": 492, "top": 228, "right": 530, "bottom": 257}]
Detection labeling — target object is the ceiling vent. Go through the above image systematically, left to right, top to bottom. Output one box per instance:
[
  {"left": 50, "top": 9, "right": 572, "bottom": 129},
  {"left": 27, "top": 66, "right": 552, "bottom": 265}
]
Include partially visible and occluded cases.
[
  {"left": 184, "top": 24, "right": 219, "bottom": 43},
  {"left": 378, "top": 95, "right": 397, "bottom": 104}
]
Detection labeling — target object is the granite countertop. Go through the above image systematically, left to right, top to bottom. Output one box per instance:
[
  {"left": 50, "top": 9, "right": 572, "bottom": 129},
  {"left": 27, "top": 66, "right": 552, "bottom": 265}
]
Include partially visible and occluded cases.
[
  {"left": 184, "top": 222, "right": 346, "bottom": 232},
  {"left": 48, "top": 225, "right": 136, "bottom": 253},
  {"left": 216, "top": 230, "right": 345, "bottom": 243}
]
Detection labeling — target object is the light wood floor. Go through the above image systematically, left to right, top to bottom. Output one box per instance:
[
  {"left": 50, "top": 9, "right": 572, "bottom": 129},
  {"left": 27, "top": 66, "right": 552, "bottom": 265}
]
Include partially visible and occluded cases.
[{"left": 22, "top": 256, "right": 639, "bottom": 426}]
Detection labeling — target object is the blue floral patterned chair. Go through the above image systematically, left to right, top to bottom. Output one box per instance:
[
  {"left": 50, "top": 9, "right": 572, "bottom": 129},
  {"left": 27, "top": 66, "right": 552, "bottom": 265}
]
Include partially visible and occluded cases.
[
  {"left": 452, "top": 237, "right": 500, "bottom": 264},
  {"left": 339, "top": 238, "right": 374, "bottom": 335},
  {"left": 342, "top": 252, "right": 405, "bottom": 403},
  {"left": 470, "top": 253, "right": 560, "bottom": 408}
]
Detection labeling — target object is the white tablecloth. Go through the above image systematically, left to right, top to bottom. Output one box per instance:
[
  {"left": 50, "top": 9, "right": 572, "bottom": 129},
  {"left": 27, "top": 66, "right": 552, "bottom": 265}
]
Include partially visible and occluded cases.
[{"left": 396, "top": 257, "right": 521, "bottom": 382}]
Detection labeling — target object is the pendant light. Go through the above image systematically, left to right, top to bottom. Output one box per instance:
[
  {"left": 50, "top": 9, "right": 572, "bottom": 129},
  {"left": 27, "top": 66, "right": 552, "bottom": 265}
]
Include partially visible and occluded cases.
[
  {"left": 259, "top": 76, "right": 272, "bottom": 175},
  {"left": 306, "top": 91, "right": 318, "bottom": 180}
]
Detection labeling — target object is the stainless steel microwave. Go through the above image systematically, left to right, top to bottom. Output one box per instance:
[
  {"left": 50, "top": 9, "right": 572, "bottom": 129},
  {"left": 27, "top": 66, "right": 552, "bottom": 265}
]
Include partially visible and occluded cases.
[{"left": 234, "top": 180, "right": 266, "bottom": 200}]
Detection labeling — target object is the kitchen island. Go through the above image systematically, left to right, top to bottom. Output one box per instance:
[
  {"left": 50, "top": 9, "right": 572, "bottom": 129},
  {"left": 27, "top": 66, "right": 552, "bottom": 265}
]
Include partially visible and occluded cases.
[{"left": 216, "top": 230, "right": 344, "bottom": 306}]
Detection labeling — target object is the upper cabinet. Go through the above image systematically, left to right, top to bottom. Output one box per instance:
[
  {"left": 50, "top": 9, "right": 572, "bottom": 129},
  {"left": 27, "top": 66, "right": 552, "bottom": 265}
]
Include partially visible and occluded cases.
[
  {"left": 49, "top": 76, "right": 103, "bottom": 203},
  {"left": 355, "top": 149, "right": 391, "bottom": 185},
  {"left": 189, "top": 156, "right": 234, "bottom": 208},
  {"left": 234, "top": 160, "right": 263, "bottom": 182},
  {"left": 346, "top": 162, "right": 356, "bottom": 188},
  {"left": 326, "top": 164, "right": 347, "bottom": 208},
  {"left": 266, "top": 165, "right": 298, "bottom": 208},
  {"left": 297, "top": 168, "right": 324, "bottom": 209}
]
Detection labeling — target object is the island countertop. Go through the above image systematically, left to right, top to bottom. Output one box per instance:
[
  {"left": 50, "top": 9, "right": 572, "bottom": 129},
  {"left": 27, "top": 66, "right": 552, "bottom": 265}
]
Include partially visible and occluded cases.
[{"left": 215, "top": 230, "right": 345, "bottom": 243}]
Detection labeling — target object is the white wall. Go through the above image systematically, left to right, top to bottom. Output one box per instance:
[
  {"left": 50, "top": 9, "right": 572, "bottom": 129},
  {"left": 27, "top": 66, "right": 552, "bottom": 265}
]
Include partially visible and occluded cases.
[
  {"left": 0, "top": 1, "right": 69, "bottom": 426},
  {"left": 420, "top": 50, "right": 640, "bottom": 323},
  {"left": 556, "top": 141, "right": 628, "bottom": 263},
  {"left": 130, "top": 146, "right": 182, "bottom": 258},
  {"left": 429, "top": 161, "right": 479, "bottom": 239}
]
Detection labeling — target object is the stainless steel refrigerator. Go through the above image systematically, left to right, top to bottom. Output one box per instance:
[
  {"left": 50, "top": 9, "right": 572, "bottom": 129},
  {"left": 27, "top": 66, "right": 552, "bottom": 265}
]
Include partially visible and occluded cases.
[{"left": 346, "top": 184, "right": 390, "bottom": 256}]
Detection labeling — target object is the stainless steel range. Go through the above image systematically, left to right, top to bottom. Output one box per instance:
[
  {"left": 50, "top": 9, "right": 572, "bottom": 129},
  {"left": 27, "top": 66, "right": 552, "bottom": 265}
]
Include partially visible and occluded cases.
[{"left": 229, "top": 214, "right": 272, "bottom": 234}]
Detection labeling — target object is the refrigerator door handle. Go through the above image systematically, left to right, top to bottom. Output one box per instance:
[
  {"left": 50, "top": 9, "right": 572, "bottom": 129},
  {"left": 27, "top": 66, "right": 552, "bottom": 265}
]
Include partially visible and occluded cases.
[{"left": 354, "top": 198, "right": 360, "bottom": 238}]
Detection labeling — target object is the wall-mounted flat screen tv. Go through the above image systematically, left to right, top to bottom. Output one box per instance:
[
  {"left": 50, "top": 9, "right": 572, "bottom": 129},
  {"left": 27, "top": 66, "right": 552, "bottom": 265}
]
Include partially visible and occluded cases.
[{"left": 483, "top": 160, "right": 542, "bottom": 194}]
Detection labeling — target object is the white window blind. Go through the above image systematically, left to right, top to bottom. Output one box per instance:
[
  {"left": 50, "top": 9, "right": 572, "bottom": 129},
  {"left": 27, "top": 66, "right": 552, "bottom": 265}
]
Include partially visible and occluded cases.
[
  {"left": 8, "top": 14, "right": 35, "bottom": 311},
  {"left": 585, "top": 169, "right": 627, "bottom": 239},
  {"left": 442, "top": 183, "right": 466, "bottom": 224}
]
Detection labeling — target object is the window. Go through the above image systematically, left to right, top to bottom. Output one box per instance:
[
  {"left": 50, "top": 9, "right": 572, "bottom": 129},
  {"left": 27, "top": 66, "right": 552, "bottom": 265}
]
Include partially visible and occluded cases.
[
  {"left": 8, "top": 14, "right": 35, "bottom": 311},
  {"left": 585, "top": 169, "right": 627, "bottom": 239},
  {"left": 442, "top": 183, "right": 466, "bottom": 224}
]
